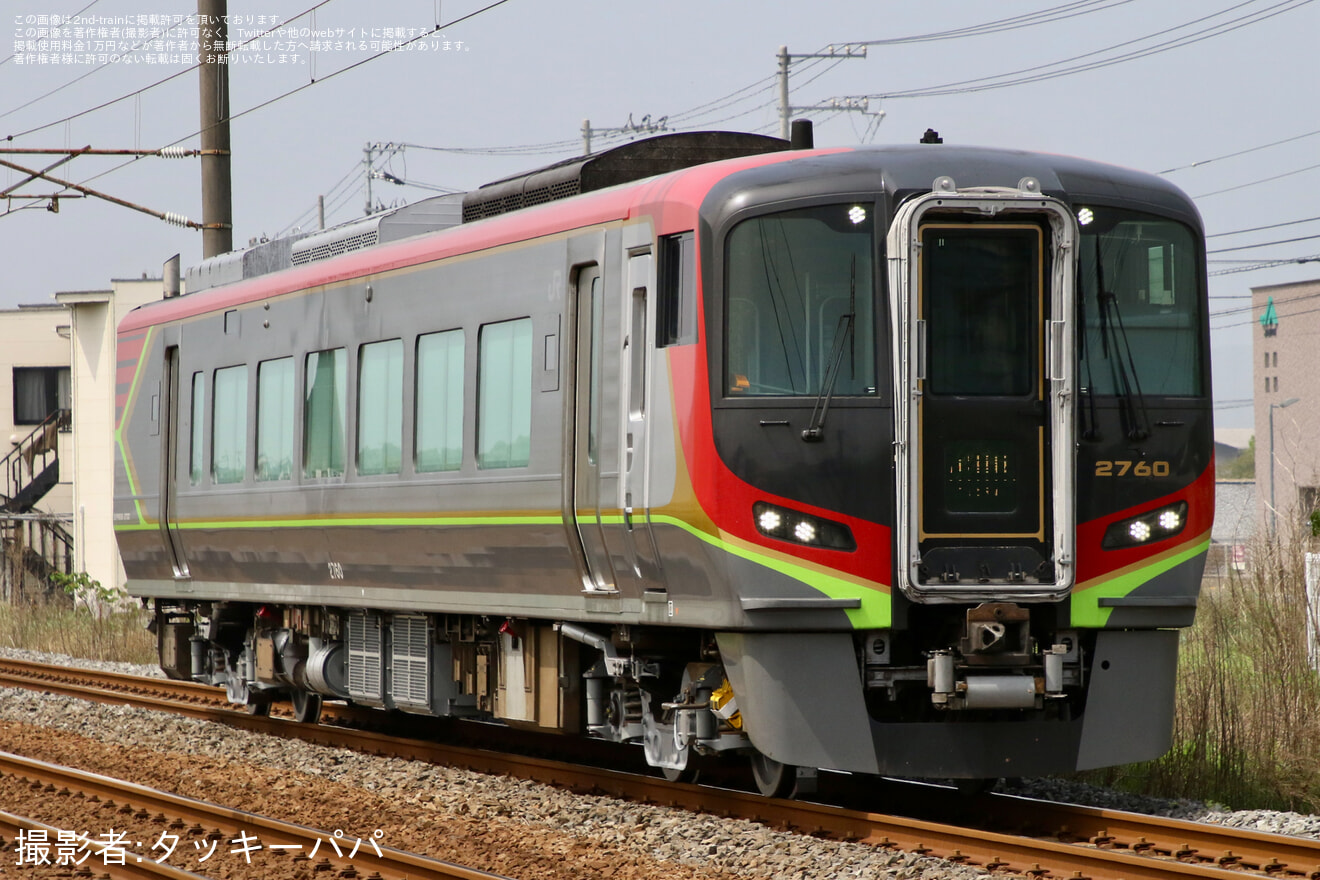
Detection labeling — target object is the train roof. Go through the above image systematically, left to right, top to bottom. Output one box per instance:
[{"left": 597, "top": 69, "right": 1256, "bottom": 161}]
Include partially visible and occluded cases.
[
  {"left": 122, "top": 135, "right": 1201, "bottom": 334},
  {"left": 698, "top": 143, "right": 1203, "bottom": 234}
]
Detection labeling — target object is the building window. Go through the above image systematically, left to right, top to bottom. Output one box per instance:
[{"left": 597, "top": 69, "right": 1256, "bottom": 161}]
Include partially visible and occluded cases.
[
  {"left": 478, "top": 318, "right": 532, "bottom": 468},
  {"left": 416, "top": 330, "right": 464, "bottom": 472},
  {"left": 357, "top": 339, "right": 403, "bottom": 476},
  {"left": 303, "top": 348, "right": 346, "bottom": 479},
  {"left": 1273, "top": 352, "right": 1279, "bottom": 367},
  {"left": 256, "top": 357, "right": 295, "bottom": 481},
  {"left": 211, "top": 365, "right": 248, "bottom": 485},
  {"left": 12, "top": 367, "right": 70, "bottom": 425},
  {"left": 189, "top": 373, "right": 204, "bottom": 486},
  {"left": 1274, "top": 376, "right": 1280, "bottom": 392}
]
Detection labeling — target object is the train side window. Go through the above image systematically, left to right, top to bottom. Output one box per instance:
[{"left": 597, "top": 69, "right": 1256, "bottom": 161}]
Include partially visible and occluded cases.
[
  {"left": 657, "top": 231, "right": 696, "bottom": 346},
  {"left": 477, "top": 318, "right": 532, "bottom": 469},
  {"left": 416, "top": 329, "right": 465, "bottom": 472},
  {"left": 358, "top": 339, "right": 403, "bottom": 476},
  {"left": 303, "top": 348, "right": 346, "bottom": 479},
  {"left": 256, "top": 357, "right": 294, "bottom": 481},
  {"left": 211, "top": 364, "right": 248, "bottom": 485},
  {"left": 189, "top": 372, "right": 205, "bottom": 486}
]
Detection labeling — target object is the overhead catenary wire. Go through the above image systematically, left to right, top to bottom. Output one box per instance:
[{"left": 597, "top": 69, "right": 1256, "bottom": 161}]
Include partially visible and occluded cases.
[
  {"left": 0, "top": 0, "right": 103, "bottom": 69},
  {"left": 1, "top": 0, "right": 515, "bottom": 224},
  {"left": 853, "top": 0, "right": 1138, "bottom": 45},
  {"left": 856, "top": 0, "right": 1313, "bottom": 100},
  {"left": 0, "top": 10, "right": 194, "bottom": 122},
  {"left": 1160, "top": 127, "right": 1320, "bottom": 174},
  {"left": 1194, "top": 160, "right": 1320, "bottom": 199}
]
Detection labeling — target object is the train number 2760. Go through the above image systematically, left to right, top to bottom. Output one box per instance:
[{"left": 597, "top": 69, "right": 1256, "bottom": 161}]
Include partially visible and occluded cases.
[{"left": 1094, "top": 460, "right": 1170, "bottom": 477}]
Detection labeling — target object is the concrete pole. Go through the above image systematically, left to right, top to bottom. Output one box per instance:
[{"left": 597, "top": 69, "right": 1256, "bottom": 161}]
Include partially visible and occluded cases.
[
  {"left": 197, "top": 0, "right": 233, "bottom": 257},
  {"left": 778, "top": 45, "right": 790, "bottom": 141},
  {"left": 364, "top": 143, "right": 374, "bottom": 216}
]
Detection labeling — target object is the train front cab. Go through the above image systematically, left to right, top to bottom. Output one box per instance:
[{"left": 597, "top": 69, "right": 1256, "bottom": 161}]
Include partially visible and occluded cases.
[{"left": 708, "top": 169, "right": 1210, "bottom": 785}]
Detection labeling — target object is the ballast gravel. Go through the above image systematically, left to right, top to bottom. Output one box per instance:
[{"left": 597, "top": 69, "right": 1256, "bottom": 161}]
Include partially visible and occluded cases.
[{"left": 0, "top": 647, "right": 1317, "bottom": 880}]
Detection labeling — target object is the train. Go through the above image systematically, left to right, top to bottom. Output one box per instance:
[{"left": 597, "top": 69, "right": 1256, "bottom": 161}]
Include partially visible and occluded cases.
[{"left": 114, "top": 124, "right": 1213, "bottom": 796}]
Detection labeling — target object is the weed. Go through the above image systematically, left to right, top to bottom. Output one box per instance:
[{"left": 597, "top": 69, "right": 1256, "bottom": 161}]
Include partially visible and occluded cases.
[{"left": 1084, "top": 524, "right": 1320, "bottom": 811}]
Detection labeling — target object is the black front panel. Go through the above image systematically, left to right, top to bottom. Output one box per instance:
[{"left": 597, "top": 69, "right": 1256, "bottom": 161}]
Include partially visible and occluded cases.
[{"left": 919, "top": 224, "right": 1049, "bottom": 550}]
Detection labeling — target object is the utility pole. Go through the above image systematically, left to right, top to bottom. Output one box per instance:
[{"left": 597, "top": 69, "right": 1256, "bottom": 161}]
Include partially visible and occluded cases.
[
  {"left": 197, "top": 0, "right": 233, "bottom": 257},
  {"left": 777, "top": 44, "right": 868, "bottom": 140},
  {"left": 580, "top": 115, "right": 669, "bottom": 156},
  {"left": 363, "top": 142, "right": 406, "bottom": 216}
]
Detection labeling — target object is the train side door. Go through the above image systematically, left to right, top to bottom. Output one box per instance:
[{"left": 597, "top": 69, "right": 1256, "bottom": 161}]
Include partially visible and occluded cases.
[
  {"left": 888, "top": 185, "right": 1076, "bottom": 602},
  {"left": 616, "top": 250, "right": 662, "bottom": 587},
  {"left": 571, "top": 266, "right": 619, "bottom": 592},
  {"left": 158, "top": 345, "right": 190, "bottom": 579}
]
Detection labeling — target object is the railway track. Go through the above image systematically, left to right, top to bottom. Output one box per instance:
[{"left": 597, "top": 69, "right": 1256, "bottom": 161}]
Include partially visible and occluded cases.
[
  {"left": 4, "top": 658, "right": 1319, "bottom": 880},
  {"left": 0, "top": 749, "right": 508, "bottom": 880}
]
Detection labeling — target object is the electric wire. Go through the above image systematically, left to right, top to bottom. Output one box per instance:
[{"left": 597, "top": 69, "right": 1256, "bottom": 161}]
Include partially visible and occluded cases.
[
  {"left": 0, "top": 0, "right": 103, "bottom": 69},
  {"left": 1, "top": 0, "right": 514, "bottom": 224},
  {"left": 3, "top": 0, "right": 340, "bottom": 142},
  {"left": 853, "top": 0, "right": 1137, "bottom": 45},
  {"left": 862, "top": 0, "right": 1312, "bottom": 100},
  {"left": 0, "top": 10, "right": 193, "bottom": 122},
  {"left": 1160, "top": 127, "right": 1320, "bottom": 174},
  {"left": 1194, "top": 160, "right": 1320, "bottom": 198},
  {"left": 1208, "top": 215, "right": 1320, "bottom": 238},
  {"left": 1208, "top": 232, "right": 1320, "bottom": 254}
]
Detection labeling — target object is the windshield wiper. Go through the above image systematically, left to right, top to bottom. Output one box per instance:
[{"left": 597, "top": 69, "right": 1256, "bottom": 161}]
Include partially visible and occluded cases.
[
  {"left": 1082, "top": 236, "right": 1150, "bottom": 442},
  {"left": 802, "top": 256, "right": 856, "bottom": 441},
  {"left": 1097, "top": 288, "right": 1151, "bottom": 441}
]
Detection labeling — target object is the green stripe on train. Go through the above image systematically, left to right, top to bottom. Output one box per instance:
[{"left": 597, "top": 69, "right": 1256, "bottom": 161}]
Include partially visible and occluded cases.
[
  {"left": 114, "top": 511, "right": 894, "bottom": 629},
  {"left": 1069, "top": 538, "right": 1210, "bottom": 628}
]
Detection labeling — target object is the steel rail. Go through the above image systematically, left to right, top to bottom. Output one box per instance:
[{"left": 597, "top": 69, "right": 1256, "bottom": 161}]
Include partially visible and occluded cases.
[
  {"left": 5, "top": 659, "right": 1320, "bottom": 879},
  {"left": 0, "top": 750, "right": 510, "bottom": 880},
  {"left": 981, "top": 792, "right": 1320, "bottom": 878},
  {"left": 0, "top": 808, "right": 214, "bottom": 880}
]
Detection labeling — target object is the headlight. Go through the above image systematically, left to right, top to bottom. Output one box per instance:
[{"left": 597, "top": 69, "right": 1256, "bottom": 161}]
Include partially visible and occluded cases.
[
  {"left": 753, "top": 501, "right": 855, "bottom": 551},
  {"left": 1102, "top": 501, "right": 1188, "bottom": 549}
]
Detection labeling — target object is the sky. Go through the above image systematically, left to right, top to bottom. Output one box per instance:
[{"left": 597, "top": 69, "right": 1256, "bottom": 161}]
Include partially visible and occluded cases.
[{"left": 2, "top": 0, "right": 1318, "bottom": 430}]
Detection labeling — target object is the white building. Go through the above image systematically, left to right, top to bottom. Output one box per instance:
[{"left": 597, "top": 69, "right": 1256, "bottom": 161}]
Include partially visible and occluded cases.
[{"left": 57, "top": 278, "right": 166, "bottom": 593}]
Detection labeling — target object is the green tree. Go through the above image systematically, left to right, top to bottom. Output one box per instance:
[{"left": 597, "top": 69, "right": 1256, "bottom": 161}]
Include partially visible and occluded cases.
[{"left": 1218, "top": 436, "right": 1255, "bottom": 479}]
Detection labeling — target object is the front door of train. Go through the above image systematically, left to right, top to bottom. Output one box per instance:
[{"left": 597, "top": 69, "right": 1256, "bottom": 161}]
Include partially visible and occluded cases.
[{"left": 888, "top": 184, "right": 1077, "bottom": 601}]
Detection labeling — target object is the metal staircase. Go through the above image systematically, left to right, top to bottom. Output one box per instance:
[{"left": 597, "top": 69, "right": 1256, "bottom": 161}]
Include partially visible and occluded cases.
[{"left": 1, "top": 409, "right": 74, "bottom": 599}]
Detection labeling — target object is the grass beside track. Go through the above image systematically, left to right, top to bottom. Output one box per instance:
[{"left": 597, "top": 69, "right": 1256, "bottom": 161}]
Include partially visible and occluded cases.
[
  {"left": 1085, "top": 528, "right": 1320, "bottom": 813},
  {"left": 0, "top": 597, "right": 155, "bottom": 665}
]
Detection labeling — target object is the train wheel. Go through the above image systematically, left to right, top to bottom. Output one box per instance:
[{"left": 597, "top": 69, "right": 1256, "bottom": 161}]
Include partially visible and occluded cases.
[
  {"left": 290, "top": 689, "right": 322, "bottom": 724},
  {"left": 244, "top": 696, "right": 271, "bottom": 716},
  {"left": 749, "top": 751, "right": 797, "bottom": 798},
  {"left": 660, "top": 761, "right": 700, "bottom": 784}
]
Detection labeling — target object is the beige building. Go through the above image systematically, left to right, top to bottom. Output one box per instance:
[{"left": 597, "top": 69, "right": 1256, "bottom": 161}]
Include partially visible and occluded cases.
[
  {"left": 1253, "top": 277, "right": 1320, "bottom": 534},
  {"left": 57, "top": 278, "right": 166, "bottom": 593},
  {"left": 1, "top": 279, "right": 163, "bottom": 599},
  {"left": 1, "top": 302, "right": 76, "bottom": 597}
]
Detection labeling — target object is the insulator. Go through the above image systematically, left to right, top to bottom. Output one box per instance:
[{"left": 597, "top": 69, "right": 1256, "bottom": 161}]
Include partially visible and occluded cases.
[
  {"left": 157, "top": 146, "right": 190, "bottom": 159},
  {"left": 162, "top": 212, "right": 191, "bottom": 228}
]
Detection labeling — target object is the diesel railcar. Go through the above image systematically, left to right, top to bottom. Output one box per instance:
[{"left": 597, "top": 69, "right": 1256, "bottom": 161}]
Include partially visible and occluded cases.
[{"left": 114, "top": 128, "right": 1212, "bottom": 796}]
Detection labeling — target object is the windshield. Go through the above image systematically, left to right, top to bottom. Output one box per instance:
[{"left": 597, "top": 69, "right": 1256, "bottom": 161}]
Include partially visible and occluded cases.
[
  {"left": 724, "top": 204, "right": 876, "bottom": 397},
  {"left": 1078, "top": 209, "right": 1203, "bottom": 397}
]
